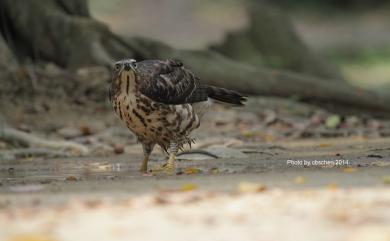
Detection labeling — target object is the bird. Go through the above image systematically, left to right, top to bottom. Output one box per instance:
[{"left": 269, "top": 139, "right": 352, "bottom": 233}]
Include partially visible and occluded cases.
[{"left": 109, "top": 59, "right": 246, "bottom": 174}]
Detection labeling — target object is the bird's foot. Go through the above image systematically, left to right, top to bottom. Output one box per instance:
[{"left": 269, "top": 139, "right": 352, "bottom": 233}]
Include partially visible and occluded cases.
[
  {"left": 139, "top": 156, "right": 149, "bottom": 173},
  {"left": 151, "top": 156, "right": 176, "bottom": 175},
  {"left": 151, "top": 163, "right": 175, "bottom": 175},
  {"left": 139, "top": 164, "right": 148, "bottom": 173}
]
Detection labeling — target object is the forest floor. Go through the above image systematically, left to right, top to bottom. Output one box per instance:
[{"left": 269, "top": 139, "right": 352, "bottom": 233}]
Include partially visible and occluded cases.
[
  {"left": 1, "top": 3, "right": 390, "bottom": 240},
  {"left": 1, "top": 97, "right": 390, "bottom": 241}
]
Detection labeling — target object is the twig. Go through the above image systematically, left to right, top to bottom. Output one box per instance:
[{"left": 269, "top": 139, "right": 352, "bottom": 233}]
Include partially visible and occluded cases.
[{"left": 177, "top": 149, "right": 219, "bottom": 159}]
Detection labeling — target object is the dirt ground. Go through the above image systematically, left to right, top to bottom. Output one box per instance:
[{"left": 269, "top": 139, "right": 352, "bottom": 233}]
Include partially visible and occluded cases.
[
  {"left": 1, "top": 2, "right": 390, "bottom": 240},
  {"left": 1, "top": 98, "right": 390, "bottom": 241},
  {"left": 1, "top": 136, "right": 390, "bottom": 198},
  {"left": 1, "top": 137, "right": 390, "bottom": 241}
]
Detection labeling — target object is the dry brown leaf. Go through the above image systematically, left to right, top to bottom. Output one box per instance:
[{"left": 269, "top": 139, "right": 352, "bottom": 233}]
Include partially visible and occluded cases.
[
  {"left": 318, "top": 143, "right": 332, "bottom": 148},
  {"left": 184, "top": 167, "right": 201, "bottom": 175},
  {"left": 209, "top": 167, "right": 219, "bottom": 174},
  {"left": 343, "top": 167, "right": 357, "bottom": 173},
  {"left": 65, "top": 176, "right": 78, "bottom": 181}
]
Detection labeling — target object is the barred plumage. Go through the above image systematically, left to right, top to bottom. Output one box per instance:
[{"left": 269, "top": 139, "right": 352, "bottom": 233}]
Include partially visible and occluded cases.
[{"left": 109, "top": 59, "right": 246, "bottom": 174}]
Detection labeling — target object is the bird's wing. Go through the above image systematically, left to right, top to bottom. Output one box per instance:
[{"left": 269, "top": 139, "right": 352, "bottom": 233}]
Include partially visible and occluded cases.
[{"left": 137, "top": 59, "right": 209, "bottom": 104}]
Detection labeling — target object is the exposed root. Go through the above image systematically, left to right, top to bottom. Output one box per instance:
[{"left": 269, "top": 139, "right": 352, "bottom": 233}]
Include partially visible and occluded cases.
[
  {"left": 0, "top": 126, "right": 89, "bottom": 155},
  {"left": 0, "top": 148, "right": 70, "bottom": 161}
]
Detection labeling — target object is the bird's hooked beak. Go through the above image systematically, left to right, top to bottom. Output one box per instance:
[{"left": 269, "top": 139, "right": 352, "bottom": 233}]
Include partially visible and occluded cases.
[{"left": 124, "top": 59, "right": 137, "bottom": 72}]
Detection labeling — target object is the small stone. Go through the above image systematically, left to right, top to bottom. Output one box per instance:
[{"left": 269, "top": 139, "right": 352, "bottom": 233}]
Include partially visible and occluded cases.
[
  {"left": 57, "top": 126, "right": 82, "bottom": 139},
  {"left": 113, "top": 144, "right": 124, "bottom": 154}
]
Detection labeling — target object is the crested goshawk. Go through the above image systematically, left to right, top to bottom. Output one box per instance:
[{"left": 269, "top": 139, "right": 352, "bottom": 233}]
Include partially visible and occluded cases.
[{"left": 109, "top": 59, "right": 246, "bottom": 174}]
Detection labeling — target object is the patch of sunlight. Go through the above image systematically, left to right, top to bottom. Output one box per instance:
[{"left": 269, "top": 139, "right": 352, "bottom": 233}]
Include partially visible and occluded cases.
[{"left": 342, "top": 61, "right": 390, "bottom": 91}]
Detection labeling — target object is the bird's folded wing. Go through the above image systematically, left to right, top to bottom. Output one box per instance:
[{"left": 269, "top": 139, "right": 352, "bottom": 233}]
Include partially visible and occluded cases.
[{"left": 138, "top": 59, "right": 209, "bottom": 105}]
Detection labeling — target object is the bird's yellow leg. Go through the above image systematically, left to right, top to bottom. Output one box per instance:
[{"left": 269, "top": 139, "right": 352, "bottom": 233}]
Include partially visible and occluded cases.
[
  {"left": 140, "top": 142, "right": 154, "bottom": 173},
  {"left": 151, "top": 142, "right": 177, "bottom": 175},
  {"left": 165, "top": 152, "right": 176, "bottom": 174},
  {"left": 151, "top": 153, "right": 176, "bottom": 175},
  {"left": 139, "top": 155, "right": 149, "bottom": 173}
]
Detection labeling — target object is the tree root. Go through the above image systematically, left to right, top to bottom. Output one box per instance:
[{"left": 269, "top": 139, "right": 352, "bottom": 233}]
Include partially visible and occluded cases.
[
  {"left": 132, "top": 37, "right": 390, "bottom": 117},
  {"left": 0, "top": 126, "right": 89, "bottom": 155},
  {"left": 0, "top": 148, "right": 70, "bottom": 161}
]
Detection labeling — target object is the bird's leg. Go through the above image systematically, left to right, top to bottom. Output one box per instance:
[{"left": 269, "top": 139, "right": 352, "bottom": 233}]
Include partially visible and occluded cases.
[
  {"left": 151, "top": 142, "right": 178, "bottom": 175},
  {"left": 165, "top": 142, "right": 178, "bottom": 174},
  {"left": 140, "top": 143, "right": 154, "bottom": 173}
]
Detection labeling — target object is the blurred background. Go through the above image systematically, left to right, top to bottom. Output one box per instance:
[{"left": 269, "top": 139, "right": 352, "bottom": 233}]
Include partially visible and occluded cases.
[{"left": 90, "top": 0, "right": 390, "bottom": 92}]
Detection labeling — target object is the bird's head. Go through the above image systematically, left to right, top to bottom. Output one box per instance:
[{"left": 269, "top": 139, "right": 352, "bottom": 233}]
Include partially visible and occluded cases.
[
  {"left": 110, "top": 59, "right": 138, "bottom": 99},
  {"left": 112, "top": 59, "right": 137, "bottom": 77}
]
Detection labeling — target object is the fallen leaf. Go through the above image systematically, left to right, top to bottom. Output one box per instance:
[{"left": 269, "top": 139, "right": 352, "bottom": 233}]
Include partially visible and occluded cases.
[
  {"left": 325, "top": 115, "right": 341, "bottom": 129},
  {"left": 80, "top": 125, "right": 92, "bottom": 136},
  {"left": 241, "top": 130, "right": 255, "bottom": 138},
  {"left": 318, "top": 143, "right": 332, "bottom": 148},
  {"left": 184, "top": 167, "right": 201, "bottom": 175},
  {"left": 209, "top": 167, "right": 219, "bottom": 174},
  {"left": 343, "top": 167, "right": 357, "bottom": 173},
  {"left": 65, "top": 176, "right": 78, "bottom": 181},
  {"left": 294, "top": 176, "right": 307, "bottom": 184},
  {"left": 382, "top": 176, "right": 390, "bottom": 185},
  {"left": 238, "top": 182, "right": 267, "bottom": 193},
  {"left": 181, "top": 183, "right": 198, "bottom": 192},
  {"left": 327, "top": 183, "right": 338, "bottom": 191},
  {"left": 83, "top": 200, "right": 102, "bottom": 209},
  {"left": 8, "top": 234, "right": 56, "bottom": 241}
]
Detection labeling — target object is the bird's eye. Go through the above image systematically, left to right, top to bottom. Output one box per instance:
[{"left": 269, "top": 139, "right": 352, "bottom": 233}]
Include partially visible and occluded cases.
[{"left": 114, "top": 64, "right": 121, "bottom": 70}]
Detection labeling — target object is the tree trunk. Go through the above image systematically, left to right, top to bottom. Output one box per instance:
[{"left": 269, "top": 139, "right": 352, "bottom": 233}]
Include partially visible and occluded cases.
[
  {"left": 0, "top": 0, "right": 132, "bottom": 69},
  {"left": 210, "top": 1, "right": 344, "bottom": 82},
  {"left": 0, "top": 32, "right": 18, "bottom": 72}
]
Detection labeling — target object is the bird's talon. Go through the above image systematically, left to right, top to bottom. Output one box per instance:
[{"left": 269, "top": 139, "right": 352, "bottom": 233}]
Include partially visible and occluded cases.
[{"left": 151, "top": 163, "right": 176, "bottom": 175}]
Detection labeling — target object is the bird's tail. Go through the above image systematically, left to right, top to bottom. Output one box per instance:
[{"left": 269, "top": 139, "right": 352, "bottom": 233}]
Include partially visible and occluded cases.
[{"left": 207, "top": 86, "right": 247, "bottom": 106}]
